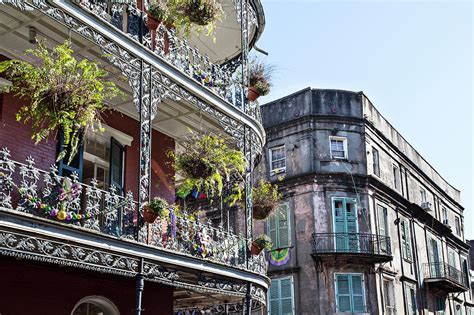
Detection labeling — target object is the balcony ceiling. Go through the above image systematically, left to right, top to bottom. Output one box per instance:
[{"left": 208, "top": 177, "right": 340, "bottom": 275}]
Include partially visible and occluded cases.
[
  {"left": 187, "top": 0, "right": 263, "bottom": 64},
  {"left": 0, "top": 4, "right": 227, "bottom": 142}
]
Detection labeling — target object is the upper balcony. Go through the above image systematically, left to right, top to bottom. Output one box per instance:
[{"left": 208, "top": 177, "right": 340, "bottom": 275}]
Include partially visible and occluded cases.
[
  {"left": 311, "top": 232, "right": 393, "bottom": 264},
  {"left": 423, "top": 262, "right": 469, "bottom": 293}
]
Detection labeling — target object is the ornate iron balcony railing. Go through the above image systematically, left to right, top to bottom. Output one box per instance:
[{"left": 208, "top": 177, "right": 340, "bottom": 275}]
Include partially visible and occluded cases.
[
  {"left": 75, "top": 0, "right": 258, "bottom": 118},
  {"left": 0, "top": 148, "right": 266, "bottom": 275},
  {"left": 311, "top": 232, "right": 392, "bottom": 259},
  {"left": 423, "top": 262, "right": 469, "bottom": 290}
]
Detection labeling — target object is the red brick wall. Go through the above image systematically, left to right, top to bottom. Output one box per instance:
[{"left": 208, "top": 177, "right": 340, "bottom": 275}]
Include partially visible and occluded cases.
[
  {"left": 0, "top": 94, "right": 175, "bottom": 203},
  {"left": 0, "top": 258, "right": 174, "bottom": 315}
]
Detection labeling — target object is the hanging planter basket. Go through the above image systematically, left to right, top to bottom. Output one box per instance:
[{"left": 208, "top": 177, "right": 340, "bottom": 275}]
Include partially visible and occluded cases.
[
  {"left": 247, "top": 87, "right": 260, "bottom": 102},
  {"left": 253, "top": 203, "right": 276, "bottom": 220},
  {"left": 143, "top": 204, "right": 159, "bottom": 223},
  {"left": 251, "top": 241, "right": 264, "bottom": 255}
]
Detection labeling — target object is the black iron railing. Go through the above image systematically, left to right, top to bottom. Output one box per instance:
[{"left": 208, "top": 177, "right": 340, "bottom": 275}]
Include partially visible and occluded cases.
[
  {"left": 312, "top": 232, "right": 392, "bottom": 257},
  {"left": 423, "top": 262, "right": 469, "bottom": 288}
]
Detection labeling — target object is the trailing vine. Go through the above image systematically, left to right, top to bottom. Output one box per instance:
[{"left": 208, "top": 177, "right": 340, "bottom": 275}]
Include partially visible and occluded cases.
[{"left": 0, "top": 40, "right": 123, "bottom": 162}]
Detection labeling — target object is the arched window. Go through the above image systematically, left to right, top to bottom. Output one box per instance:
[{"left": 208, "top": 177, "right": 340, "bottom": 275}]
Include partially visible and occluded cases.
[{"left": 71, "top": 296, "right": 120, "bottom": 315}]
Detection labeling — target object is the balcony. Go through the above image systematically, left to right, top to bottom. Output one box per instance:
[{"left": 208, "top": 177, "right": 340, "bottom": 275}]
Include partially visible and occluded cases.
[
  {"left": 0, "top": 148, "right": 267, "bottom": 276},
  {"left": 311, "top": 233, "right": 393, "bottom": 264},
  {"left": 423, "top": 262, "right": 469, "bottom": 292}
]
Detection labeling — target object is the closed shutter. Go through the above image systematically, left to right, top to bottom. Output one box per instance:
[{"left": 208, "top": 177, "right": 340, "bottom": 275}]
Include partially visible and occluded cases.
[
  {"left": 57, "top": 129, "right": 83, "bottom": 181},
  {"left": 109, "top": 137, "right": 124, "bottom": 195},
  {"left": 334, "top": 199, "right": 345, "bottom": 252},
  {"left": 346, "top": 200, "right": 358, "bottom": 252},
  {"left": 278, "top": 204, "right": 290, "bottom": 248},
  {"left": 378, "top": 206, "right": 388, "bottom": 252},
  {"left": 268, "top": 214, "right": 277, "bottom": 249},
  {"left": 401, "top": 221, "right": 412, "bottom": 261},
  {"left": 336, "top": 275, "right": 351, "bottom": 312},
  {"left": 351, "top": 275, "right": 364, "bottom": 312},
  {"left": 268, "top": 277, "right": 294, "bottom": 315},
  {"left": 280, "top": 277, "right": 294, "bottom": 315},
  {"left": 269, "top": 279, "right": 280, "bottom": 315}
]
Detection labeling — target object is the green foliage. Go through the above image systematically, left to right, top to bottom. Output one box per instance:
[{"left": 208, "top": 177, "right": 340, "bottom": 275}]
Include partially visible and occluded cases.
[
  {"left": 148, "top": 0, "right": 224, "bottom": 38},
  {"left": 0, "top": 40, "right": 123, "bottom": 163},
  {"left": 249, "top": 58, "right": 273, "bottom": 96},
  {"left": 169, "top": 132, "right": 246, "bottom": 204},
  {"left": 252, "top": 179, "right": 282, "bottom": 220},
  {"left": 146, "top": 197, "right": 169, "bottom": 216},
  {"left": 254, "top": 234, "right": 273, "bottom": 250}
]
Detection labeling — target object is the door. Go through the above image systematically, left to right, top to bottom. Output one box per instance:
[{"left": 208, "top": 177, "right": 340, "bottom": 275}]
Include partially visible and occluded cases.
[
  {"left": 109, "top": 137, "right": 124, "bottom": 195},
  {"left": 334, "top": 198, "right": 358, "bottom": 252},
  {"left": 378, "top": 206, "right": 389, "bottom": 253}
]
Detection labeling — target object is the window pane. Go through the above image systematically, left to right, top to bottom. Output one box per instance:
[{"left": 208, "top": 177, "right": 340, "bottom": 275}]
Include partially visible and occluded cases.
[
  {"left": 337, "top": 275, "right": 350, "bottom": 294},
  {"left": 351, "top": 276, "right": 362, "bottom": 295},
  {"left": 280, "top": 279, "right": 292, "bottom": 298},
  {"left": 338, "top": 296, "right": 351, "bottom": 312},
  {"left": 353, "top": 296, "right": 365, "bottom": 312},
  {"left": 281, "top": 298, "right": 293, "bottom": 315}
]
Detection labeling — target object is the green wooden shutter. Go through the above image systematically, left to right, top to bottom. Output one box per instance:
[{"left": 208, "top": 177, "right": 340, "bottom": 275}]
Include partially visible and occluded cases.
[
  {"left": 109, "top": 137, "right": 124, "bottom": 195},
  {"left": 334, "top": 199, "right": 345, "bottom": 252},
  {"left": 346, "top": 200, "right": 358, "bottom": 252},
  {"left": 278, "top": 204, "right": 290, "bottom": 248},
  {"left": 268, "top": 213, "right": 277, "bottom": 249},
  {"left": 401, "top": 221, "right": 412, "bottom": 261},
  {"left": 336, "top": 274, "right": 351, "bottom": 312},
  {"left": 351, "top": 275, "right": 364, "bottom": 312},
  {"left": 280, "top": 277, "right": 294, "bottom": 315},
  {"left": 269, "top": 279, "right": 280, "bottom": 314}
]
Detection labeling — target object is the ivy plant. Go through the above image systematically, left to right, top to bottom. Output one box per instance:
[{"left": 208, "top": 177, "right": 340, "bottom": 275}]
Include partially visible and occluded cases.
[{"left": 0, "top": 40, "right": 123, "bottom": 162}]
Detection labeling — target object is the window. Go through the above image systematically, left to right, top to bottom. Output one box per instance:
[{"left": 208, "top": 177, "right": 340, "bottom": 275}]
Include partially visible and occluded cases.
[
  {"left": 330, "top": 137, "right": 347, "bottom": 159},
  {"left": 269, "top": 146, "right": 286, "bottom": 175},
  {"left": 372, "top": 147, "right": 380, "bottom": 177},
  {"left": 392, "top": 164, "right": 400, "bottom": 190},
  {"left": 420, "top": 188, "right": 426, "bottom": 203},
  {"left": 333, "top": 198, "right": 358, "bottom": 252},
  {"left": 268, "top": 203, "right": 290, "bottom": 249},
  {"left": 377, "top": 205, "right": 389, "bottom": 253},
  {"left": 441, "top": 207, "right": 448, "bottom": 224},
  {"left": 455, "top": 216, "right": 461, "bottom": 236},
  {"left": 400, "top": 220, "right": 412, "bottom": 261},
  {"left": 428, "top": 237, "right": 442, "bottom": 277},
  {"left": 335, "top": 274, "right": 365, "bottom": 313},
  {"left": 268, "top": 277, "right": 294, "bottom": 315},
  {"left": 383, "top": 279, "right": 395, "bottom": 314},
  {"left": 405, "top": 284, "right": 417, "bottom": 315},
  {"left": 72, "top": 296, "right": 119, "bottom": 315},
  {"left": 435, "top": 296, "right": 445, "bottom": 315}
]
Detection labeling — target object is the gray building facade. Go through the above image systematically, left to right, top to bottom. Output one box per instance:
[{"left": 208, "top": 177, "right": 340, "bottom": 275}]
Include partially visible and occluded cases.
[{"left": 256, "top": 88, "right": 472, "bottom": 315}]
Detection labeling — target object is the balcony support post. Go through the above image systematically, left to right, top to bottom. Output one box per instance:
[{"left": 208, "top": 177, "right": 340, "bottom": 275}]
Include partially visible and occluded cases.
[
  {"left": 134, "top": 258, "right": 145, "bottom": 315},
  {"left": 243, "top": 282, "right": 252, "bottom": 315}
]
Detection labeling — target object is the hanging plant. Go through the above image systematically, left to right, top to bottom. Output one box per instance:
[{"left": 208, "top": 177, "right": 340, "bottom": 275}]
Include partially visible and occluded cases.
[
  {"left": 172, "top": 0, "right": 224, "bottom": 38},
  {"left": 147, "top": 1, "right": 176, "bottom": 29},
  {"left": 0, "top": 40, "right": 123, "bottom": 163},
  {"left": 248, "top": 58, "right": 273, "bottom": 102},
  {"left": 168, "top": 132, "right": 246, "bottom": 205},
  {"left": 252, "top": 179, "right": 282, "bottom": 220},
  {"left": 143, "top": 197, "right": 170, "bottom": 223},
  {"left": 251, "top": 234, "right": 273, "bottom": 255}
]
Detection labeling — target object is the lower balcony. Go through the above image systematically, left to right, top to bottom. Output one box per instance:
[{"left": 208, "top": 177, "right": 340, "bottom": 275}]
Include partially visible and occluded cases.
[
  {"left": 311, "top": 232, "right": 393, "bottom": 264},
  {"left": 423, "top": 262, "right": 469, "bottom": 292}
]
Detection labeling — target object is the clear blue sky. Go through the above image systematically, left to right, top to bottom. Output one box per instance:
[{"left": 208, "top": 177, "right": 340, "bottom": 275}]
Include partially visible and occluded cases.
[{"left": 257, "top": 1, "right": 473, "bottom": 238}]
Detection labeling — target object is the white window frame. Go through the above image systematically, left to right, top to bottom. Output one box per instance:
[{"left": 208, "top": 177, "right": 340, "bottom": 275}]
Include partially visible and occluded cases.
[
  {"left": 329, "top": 136, "right": 348, "bottom": 159},
  {"left": 269, "top": 145, "right": 286, "bottom": 176},
  {"left": 372, "top": 147, "right": 380, "bottom": 177},
  {"left": 392, "top": 164, "right": 401, "bottom": 190},
  {"left": 420, "top": 188, "right": 427, "bottom": 203},
  {"left": 401, "top": 219, "right": 412, "bottom": 262},
  {"left": 334, "top": 273, "right": 366, "bottom": 313},
  {"left": 268, "top": 276, "right": 295, "bottom": 315},
  {"left": 383, "top": 278, "right": 396, "bottom": 314},
  {"left": 405, "top": 283, "right": 418, "bottom": 315},
  {"left": 71, "top": 295, "right": 120, "bottom": 315}
]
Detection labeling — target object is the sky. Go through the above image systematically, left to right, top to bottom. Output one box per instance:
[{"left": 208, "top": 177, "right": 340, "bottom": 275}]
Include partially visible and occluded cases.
[{"left": 256, "top": 0, "right": 473, "bottom": 238}]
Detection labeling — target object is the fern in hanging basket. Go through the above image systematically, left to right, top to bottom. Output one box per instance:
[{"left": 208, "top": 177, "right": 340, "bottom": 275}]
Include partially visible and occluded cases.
[
  {"left": 172, "top": 0, "right": 224, "bottom": 37},
  {"left": 0, "top": 40, "right": 123, "bottom": 163},
  {"left": 168, "top": 132, "right": 246, "bottom": 204},
  {"left": 252, "top": 179, "right": 282, "bottom": 220}
]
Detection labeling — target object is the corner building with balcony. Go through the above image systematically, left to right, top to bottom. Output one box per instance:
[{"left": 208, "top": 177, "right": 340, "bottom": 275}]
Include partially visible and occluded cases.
[
  {"left": 0, "top": 1, "right": 269, "bottom": 314},
  {"left": 256, "top": 88, "right": 473, "bottom": 314}
]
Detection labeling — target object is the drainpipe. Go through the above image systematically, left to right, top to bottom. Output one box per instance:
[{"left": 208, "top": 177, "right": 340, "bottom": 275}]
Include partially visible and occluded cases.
[
  {"left": 396, "top": 210, "right": 407, "bottom": 310},
  {"left": 411, "top": 218, "right": 424, "bottom": 314},
  {"left": 135, "top": 258, "right": 145, "bottom": 315}
]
